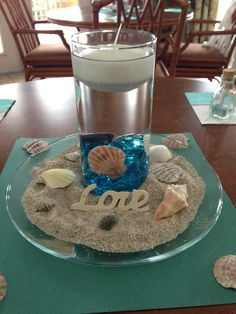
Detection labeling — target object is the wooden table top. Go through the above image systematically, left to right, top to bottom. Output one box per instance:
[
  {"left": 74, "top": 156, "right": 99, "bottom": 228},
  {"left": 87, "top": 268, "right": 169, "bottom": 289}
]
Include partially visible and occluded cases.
[
  {"left": 47, "top": 0, "right": 193, "bottom": 29},
  {"left": 0, "top": 77, "right": 236, "bottom": 313}
]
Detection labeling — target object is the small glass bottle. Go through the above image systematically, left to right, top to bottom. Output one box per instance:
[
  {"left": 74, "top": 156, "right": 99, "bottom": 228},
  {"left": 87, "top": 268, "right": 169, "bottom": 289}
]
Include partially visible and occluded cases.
[{"left": 209, "top": 68, "right": 236, "bottom": 119}]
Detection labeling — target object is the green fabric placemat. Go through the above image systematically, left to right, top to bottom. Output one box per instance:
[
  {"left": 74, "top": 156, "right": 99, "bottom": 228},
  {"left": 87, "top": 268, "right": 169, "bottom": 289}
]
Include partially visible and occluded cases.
[{"left": 0, "top": 134, "right": 236, "bottom": 314}]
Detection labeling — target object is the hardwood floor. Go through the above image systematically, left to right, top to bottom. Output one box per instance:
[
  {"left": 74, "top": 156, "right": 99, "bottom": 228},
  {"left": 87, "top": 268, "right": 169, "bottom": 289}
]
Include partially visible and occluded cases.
[{"left": 0, "top": 71, "right": 25, "bottom": 85}]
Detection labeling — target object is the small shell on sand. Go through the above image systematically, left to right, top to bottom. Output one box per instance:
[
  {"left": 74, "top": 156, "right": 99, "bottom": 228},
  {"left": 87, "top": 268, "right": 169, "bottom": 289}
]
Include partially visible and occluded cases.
[
  {"left": 143, "top": 134, "right": 151, "bottom": 155},
  {"left": 161, "top": 134, "right": 188, "bottom": 149},
  {"left": 22, "top": 140, "right": 50, "bottom": 155},
  {"left": 88, "top": 145, "right": 127, "bottom": 179},
  {"left": 150, "top": 145, "right": 172, "bottom": 162},
  {"left": 64, "top": 151, "right": 80, "bottom": 162},
  {"left": 150, "top": 162, "right": 183, "bottom": 183},
  {"left": 40, "top": 168, "right": 75, "bottom": 189},
  {"left": 155, "top": 184, "right": 188, "bottom": 219},
  {"left": 36, "top": 201, "right": 55, "bottom": 212},
  {"left": 213, "top": 255, "right": 236, "bottom": 289},
  {"left": 0, "top": 273, "right": 7, "bottom": 302}
]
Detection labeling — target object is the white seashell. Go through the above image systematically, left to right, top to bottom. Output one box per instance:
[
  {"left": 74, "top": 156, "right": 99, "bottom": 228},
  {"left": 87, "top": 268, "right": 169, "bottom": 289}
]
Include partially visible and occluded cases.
[
  {"left": 143, "top": 134, "right": 151, "bottom": 156},
  {"left": 161, "top": 134, "right": 188, "bottom": 149},
  {"left": 22, "top": 140, "right": 50, "bottom": 155},
  {"left": 88, "top": 145, "right": 127, "bottom": 179},
  {"left": 149, "top": 145, "right": 172, "bottom": 162},
  {"left": 65, "top": 151, "right": 80, "bottom": 162},
  {"left": 150, "top": 162, "right": 183, "bottom": 183},
  {"left": 40, "top": 168, "right": 75, "bottom": 189},
  {"left": 155, "top": 184, "right": 188, "bottom": 219},
  {"left": 213, "top": 255, "right": 236, "bottom": 289},
  {"left": 0, "top": 273, "right": 7, "bottom": 302}
]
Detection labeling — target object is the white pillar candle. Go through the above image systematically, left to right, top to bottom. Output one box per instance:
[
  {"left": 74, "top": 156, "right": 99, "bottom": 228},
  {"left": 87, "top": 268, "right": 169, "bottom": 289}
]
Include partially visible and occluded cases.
[{"left": 72, "top": 44, "right": 155, "bottom": 92}]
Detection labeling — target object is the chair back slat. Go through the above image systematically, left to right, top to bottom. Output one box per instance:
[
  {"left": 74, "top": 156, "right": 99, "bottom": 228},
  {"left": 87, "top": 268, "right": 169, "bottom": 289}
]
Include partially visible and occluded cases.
[
  {"left": 0, "top": 0, "right": 39, "bottom": 57},
  {"left": 92, "top": 0, "right": 189, "bottom": 77}
]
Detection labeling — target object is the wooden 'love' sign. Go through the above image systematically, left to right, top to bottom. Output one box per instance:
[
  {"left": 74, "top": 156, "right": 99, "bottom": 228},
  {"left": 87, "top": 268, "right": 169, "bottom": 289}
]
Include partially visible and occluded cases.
[{"left": 71, "top": 184, "right": 150, "bottom": 212}]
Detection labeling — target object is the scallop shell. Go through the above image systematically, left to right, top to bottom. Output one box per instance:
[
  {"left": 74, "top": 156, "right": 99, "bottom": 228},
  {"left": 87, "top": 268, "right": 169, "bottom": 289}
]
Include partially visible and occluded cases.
[
  {"left": 161, "top": 134, "right": 188, "bottom": 149},
  {"left": 22, "top": 140, "right": 50, "bottom": 155},
  {"left": 150, "top": 145, "right": 172, "bottom": 162},
  {"left": 88, "top": 146, "right": 127, "bottom": 179},
  {"left": 64, "top": 151, "right": 80, "bottom": 162},
  {"left": 150, "top": 162, "right": 183, "bottom": 183},
  {"left": 40, "top": 168, "right": 75, "bottom": 189},
  {"left": 155, "top": 184, "right": 188, "bottom": 219},
  {"left": 36, "top": 201, "right": 55, "bottom": 212},
  {"left": 213, "top": 255, "right": 236, "bottom": 289},
  {"left": 0, "top": 273, "right": 7, "bottom": 302}
]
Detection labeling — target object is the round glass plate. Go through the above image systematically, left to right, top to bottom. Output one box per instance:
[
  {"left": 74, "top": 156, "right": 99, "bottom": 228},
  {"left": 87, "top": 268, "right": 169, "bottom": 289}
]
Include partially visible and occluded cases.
[{"left": 5, "top": 134, "right": 223, "bottom": 267}]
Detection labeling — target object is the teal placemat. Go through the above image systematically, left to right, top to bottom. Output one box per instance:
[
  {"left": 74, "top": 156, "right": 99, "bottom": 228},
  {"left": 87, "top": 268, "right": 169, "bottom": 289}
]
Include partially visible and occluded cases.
[
  {"left": 185, "top": 92, "right": 213, "bottom": 105},
  {"left": 0, "top": 99, "right": 15, "bottom": 122},
  {"left": 0, "top": 134, "right": 236, "bottom": 314}
]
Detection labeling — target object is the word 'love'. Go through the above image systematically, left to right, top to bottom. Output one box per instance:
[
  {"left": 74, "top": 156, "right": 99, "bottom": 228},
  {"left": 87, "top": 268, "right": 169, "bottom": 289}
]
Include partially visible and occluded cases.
[{"left": 70, "top": 184, "right": 149, "bottom": 212}]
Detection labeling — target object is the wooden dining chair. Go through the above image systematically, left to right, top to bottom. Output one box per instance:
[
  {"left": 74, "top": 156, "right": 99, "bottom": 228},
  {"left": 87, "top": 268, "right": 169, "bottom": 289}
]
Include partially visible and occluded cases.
[
  {"left": 0, "top": 0, "right": 72, "bottom": 81},
  {"left": 91, "top": 0, "right": 189, "bottom": 77},
  {"left": 164, "top": 11, "right": 236, "bottom": 80}
]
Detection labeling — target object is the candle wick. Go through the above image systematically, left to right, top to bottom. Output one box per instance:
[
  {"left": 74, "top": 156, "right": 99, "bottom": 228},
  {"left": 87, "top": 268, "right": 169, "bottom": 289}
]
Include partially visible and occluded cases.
[{"left": 114, "top": 23, "right": 123, "bottom": 45}]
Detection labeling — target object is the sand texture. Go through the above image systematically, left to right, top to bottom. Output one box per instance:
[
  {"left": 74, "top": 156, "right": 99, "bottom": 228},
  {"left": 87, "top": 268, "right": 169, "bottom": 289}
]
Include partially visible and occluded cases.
[{"left": 22, "top": 144, "right": 205, "bottom": 253}]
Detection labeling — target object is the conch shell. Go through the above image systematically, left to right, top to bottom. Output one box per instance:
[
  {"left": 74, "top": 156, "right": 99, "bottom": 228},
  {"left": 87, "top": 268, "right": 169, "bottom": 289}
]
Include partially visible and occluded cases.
[
  {"left": 88, "top": 145, "right": 127, "bottom": 179},
  {"left": 40, "top": 168, "right": 75, "bottom": 189},
  {"left": 155, "top": 184, "right": 188, "bottom": 219}
]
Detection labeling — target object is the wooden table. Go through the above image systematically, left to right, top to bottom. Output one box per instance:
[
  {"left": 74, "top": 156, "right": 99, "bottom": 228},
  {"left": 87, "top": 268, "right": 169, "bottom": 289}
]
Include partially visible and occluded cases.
[
  {"left": 47, "top": 0, "right": 193, "bottom": 29},
  {"left": 0, "top": 77, "right": 236, "bottom": 314}
]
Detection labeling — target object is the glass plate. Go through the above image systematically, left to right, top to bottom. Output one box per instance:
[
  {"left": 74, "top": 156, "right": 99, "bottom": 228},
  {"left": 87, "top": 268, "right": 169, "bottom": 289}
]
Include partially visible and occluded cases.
[{"left": 5, "top": 134, "right": 223, "bottom": 267}]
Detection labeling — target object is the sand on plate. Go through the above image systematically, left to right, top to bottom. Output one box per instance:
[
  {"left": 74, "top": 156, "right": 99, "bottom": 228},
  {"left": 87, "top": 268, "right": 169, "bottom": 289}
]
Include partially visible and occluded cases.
[{"left": 22, "top": 144, "right": 205, "bottom": 253}]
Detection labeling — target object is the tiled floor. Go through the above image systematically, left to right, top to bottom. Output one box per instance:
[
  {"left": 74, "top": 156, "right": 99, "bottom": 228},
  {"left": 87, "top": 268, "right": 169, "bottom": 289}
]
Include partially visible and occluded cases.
[{"left": 0, "top": 71, "right": 25, "bottom": 85}]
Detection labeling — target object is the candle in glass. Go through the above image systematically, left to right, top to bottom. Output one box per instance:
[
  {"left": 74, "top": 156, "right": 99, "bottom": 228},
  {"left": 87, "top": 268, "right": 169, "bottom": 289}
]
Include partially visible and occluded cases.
[{"left": 71, "top": 29, "right": 156, "bottom": 195}]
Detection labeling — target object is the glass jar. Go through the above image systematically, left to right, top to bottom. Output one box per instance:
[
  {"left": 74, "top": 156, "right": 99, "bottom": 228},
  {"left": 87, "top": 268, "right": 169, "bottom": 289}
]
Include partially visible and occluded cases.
[{"left": 209, "top": 68, "right": 236, "bottom": 119}]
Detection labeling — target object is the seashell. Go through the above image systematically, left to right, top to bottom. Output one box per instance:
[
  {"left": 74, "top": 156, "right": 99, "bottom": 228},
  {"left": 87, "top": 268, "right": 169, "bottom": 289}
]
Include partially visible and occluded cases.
[
  {"left": 143, "top": 134, "right": 151, "bottom": 155},
  {"left": 161, "top": 134, "right": 188, "bottom": 149},
  {"left": 22, "top": 140, "right": 50, "bottom": 155},
  {"left": 88, "top": 145, "right": 127, "bottom": 179},
  {"left": 150, "top": 145, "right": 172, "bottom": 163},
  {"left": 65, "top": 151, "right": 80, "bottom": 162},
  {"left": 150, "top": 162, "right": 183, "bottom": 183},
  {"left": 40, "top": 168, "right": 76, "bottom": 189},
  {"left": 155, "top": 184, "right": 188, "bottom": 219},
  {"left": 36, "top": 201, "right": 55, "bottom": 212},
  {"left": 99, "top": 215, "right": 118, "bottom": 231},
  {"left": 213, "top": 255, "right": 236, "bottom": 289},
  {"left": 0, "top": 273, "right": 7, "bottom": 302}
]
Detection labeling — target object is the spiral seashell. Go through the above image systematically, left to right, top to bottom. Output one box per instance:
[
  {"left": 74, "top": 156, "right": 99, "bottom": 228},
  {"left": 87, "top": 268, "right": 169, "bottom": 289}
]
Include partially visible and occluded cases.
[
  {"left": 161, "top": 134, "right": 188, "bottom": 149},
  {"left": 22, "top": 140, "right": 50, "bottom": 155},
  {"left": 88, "top": 146, "right": 127, "bottom": 179},
  {"left": 64, "top": 151, "right": 80, "bottom": 162},
  {"left": 150, "top": 162, "right": 183, "bottom": 183},
  {"left": 40, "top": 168, "right": 76, "bottom": 189},
  {"left": 155, "top": 184, "right": 188, "bottom": 219},
  {"left": 36, "top": 201, "right": 55, "bottom": 212},
  {"left": 213, "top": 255, "right": 236, "bottom": 289},
  {"left": 0, "top": 273, "right": 7, "bottom": 302}
]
